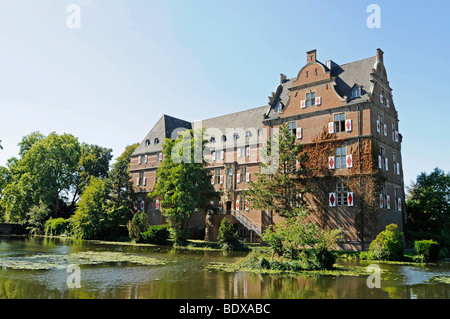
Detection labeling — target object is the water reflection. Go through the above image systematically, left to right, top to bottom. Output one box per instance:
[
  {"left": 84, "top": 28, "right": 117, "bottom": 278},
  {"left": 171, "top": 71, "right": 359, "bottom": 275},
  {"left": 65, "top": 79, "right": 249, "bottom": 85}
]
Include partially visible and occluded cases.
[{"left": 0, "top": 237, "right": 449, "bottom": 299}]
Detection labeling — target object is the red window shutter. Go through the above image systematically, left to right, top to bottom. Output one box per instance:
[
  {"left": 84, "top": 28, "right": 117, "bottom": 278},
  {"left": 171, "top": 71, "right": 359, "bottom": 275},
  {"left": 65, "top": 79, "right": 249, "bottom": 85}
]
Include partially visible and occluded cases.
[
  {"left": 315, "top": 96, "right": 322, "bottom": 106},
  {"left": 301, "top": 100, "right": 306, "bottom": 108},
  {"left": 345, "top": 119, "right": 352, "bottom": 132},
  {"left": 328, "top": 122, "right": 334, "bottom": 134},
  {"left": 296, "top": 127, "right": 302, "bottom": 139},
  {"left": 246, "top": 146, "right": 251, "bottom": 157},
  {"left": 237, "top": 148, "right": 241, "bottom": 157},
  {"left": 220, "top": 150, "right": 224, "bottom": 160},
  {"left": 159, "top": 153, "right": 163, "bottom": 161},
  {"left": 144, "top": 155, "right": 148, "bottom": 163},
  {"left": 346, "top": 155, "right": 353, "bottom": 168},
  {"left": 328, "top": 156, "right": 335, "bottom": 169},
  {"left": 296, "top": 160, "right": 300, "bottom": 171},
  {"left": 246, "top": 173, "right": 250, "bottom": 182},
  {"left": 236, "top": 174, "right": 240, "bottom": 183},
  {"left": 220, "top": 175, "right": 223, "bottom": 184},
  {"left": 211, "top": 176, "right": 215, "bottom": 185},
  {"left": 347, "top": 192, "right": 354, "bottom": 207},
  {"left": 329, "top": 193, "right": 336, "bottom": 207},
  {"left": 387, "top": 195, "right": 391, "bottom": 210},
  {"left": 155, "top": 200, "right": 160, "bottom": 210},
  {"left": 236, "top": 200, "right": 240, "bottom": 211},
  {"left": 245, "top": 200, "right": 249, "bottom": 211},
  {"left": 140, "top": 201, "right": 145, "bottom": 210},
  {"left": 219, "top": 201, "right": 223, "bottom": 209}
]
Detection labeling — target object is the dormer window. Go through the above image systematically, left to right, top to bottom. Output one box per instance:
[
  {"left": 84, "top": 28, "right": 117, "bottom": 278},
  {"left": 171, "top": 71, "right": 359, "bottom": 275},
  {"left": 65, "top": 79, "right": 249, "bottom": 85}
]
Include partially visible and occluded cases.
[
  {"left": 351, "top": 86, "right": 361, "bottom": 99},
  {"left": 274, "top": 102, "right": 282, "bottom": 113},
  {"left": 245, "top": 130, "right": 252, "bottom": 138},
  {"left": 233, "top": 133, "right": 239, "bottom": 141},
  {"left": 221, "top": 135, "right": 227, "bottom": 142},
  {"left": 210, "top": 136, "right": 216, "bottom": 143},
  {"left": 154, "top": 138, "right": 160, "bottom": 144},
  {"left": 145, "top": 139, "right": 151, "bottom": 146}
]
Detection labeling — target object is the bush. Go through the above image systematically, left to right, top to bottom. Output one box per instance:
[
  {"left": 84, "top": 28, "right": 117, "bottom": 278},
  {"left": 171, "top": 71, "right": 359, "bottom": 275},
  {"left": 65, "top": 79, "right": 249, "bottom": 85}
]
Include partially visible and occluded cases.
[
  {"left": 128, "top": 211, "right": 149, "bottom": 241},
  {"left": 44, "top": 218, "right": 71, "bottom": 236},
  {"left": 217, "top": 218, "right": 241, "bottom": 251},
  {"left": 369, "top": 224, "right": 404, "bottom": 261},
  {"left": 140, "top": 225, "right": 170, "bottom": 245},
  {"left": 415, "top": 240, "right": 440, "bottom": 262}
]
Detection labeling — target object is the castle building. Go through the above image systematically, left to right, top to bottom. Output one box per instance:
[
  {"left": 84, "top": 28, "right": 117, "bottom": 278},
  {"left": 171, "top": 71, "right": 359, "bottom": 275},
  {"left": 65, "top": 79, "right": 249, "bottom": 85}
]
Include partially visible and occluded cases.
[{"left": 129, "top": 49, "right": 405, "bottom": 250}]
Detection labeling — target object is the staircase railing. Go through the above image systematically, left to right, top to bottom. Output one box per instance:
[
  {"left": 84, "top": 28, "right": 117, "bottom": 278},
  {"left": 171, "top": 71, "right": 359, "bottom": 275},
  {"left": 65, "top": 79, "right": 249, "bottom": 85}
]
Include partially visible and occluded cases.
[{"left": 230, "top": 210, "right": 262, "bottom": 237}]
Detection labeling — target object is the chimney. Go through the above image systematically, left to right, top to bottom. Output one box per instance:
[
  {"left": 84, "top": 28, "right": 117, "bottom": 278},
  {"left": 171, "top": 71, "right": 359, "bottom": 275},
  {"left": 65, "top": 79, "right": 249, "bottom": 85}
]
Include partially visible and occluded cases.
[
  {"left": 377, "top": 48, "right": 384, "bottom": 63},
  {"left": 307, "top": 49, "right": 317, "bottom": 63},
  {"left": 280, "top": 73, "right": 287, "bottom": 84}
]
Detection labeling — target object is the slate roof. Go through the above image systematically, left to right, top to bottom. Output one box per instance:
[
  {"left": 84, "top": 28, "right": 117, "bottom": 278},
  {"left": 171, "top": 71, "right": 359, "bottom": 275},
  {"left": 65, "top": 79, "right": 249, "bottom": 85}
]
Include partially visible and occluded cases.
[
  {"left": 132, "top": 54, "right": 377, "bottom": 157},
  {"left": 331, "top": 56, "right": 377, "bottom": 103},
  {"left": 132, "top": 115, "right": 192, "bottom": 156}
]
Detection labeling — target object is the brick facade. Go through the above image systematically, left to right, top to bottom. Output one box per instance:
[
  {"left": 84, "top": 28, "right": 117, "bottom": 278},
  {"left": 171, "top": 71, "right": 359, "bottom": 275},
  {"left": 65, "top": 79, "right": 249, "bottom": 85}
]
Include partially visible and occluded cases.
[{"left": 130, "top": 48, "right": 405, "bottom": 250}]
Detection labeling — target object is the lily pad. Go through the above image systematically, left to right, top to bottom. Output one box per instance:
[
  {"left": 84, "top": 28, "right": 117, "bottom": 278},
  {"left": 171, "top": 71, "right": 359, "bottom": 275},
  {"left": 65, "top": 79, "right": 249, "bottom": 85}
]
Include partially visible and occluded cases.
[{"left": 0, "top": 251, "right": 165, "bottom": 270}]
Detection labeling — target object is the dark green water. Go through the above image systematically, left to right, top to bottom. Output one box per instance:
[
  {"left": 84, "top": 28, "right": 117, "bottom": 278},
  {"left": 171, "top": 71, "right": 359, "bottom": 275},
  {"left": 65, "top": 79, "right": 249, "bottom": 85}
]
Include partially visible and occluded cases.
[{"left": 0, "top": 237, "right": 449, "bottom": 299}]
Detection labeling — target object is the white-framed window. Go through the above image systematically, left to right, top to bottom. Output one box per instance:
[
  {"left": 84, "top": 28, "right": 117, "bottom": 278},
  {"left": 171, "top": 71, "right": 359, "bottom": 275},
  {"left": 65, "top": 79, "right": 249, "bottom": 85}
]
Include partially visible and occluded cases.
[
  {"left": 351, "top": 85, "right": 360, "bottom": 99},
  {"left": 306, "top": 91, "right": 316, "bottom": 107},
  {"left": 334, "top": 113, "right": 346, "bottom": 133},
  {"left": 287, "top": 121, "right": 297, "bottom": 136},
  {"left": 335, "top": 146, "right": 347, "bottom": 169},
  {"left": 336, "top": 182, "right": 348, "bottom": 206}
]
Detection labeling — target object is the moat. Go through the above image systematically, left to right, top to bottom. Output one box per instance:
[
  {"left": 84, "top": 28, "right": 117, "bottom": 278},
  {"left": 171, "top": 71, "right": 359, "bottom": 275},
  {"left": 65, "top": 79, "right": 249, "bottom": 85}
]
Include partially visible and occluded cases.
[{"left": 0, "top": 237, "right": 449, "bottom": 299}]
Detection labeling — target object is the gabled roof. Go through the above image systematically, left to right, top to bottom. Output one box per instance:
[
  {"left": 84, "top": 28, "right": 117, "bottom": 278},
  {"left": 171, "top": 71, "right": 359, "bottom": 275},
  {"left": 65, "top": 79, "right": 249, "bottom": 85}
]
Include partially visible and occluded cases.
[{"left": 132, "top": 114, "right": 192, "bottom": 156}]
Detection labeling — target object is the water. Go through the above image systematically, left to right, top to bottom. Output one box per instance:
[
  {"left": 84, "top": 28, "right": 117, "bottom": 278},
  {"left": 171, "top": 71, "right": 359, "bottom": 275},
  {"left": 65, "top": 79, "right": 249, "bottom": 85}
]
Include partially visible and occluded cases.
[{"left": 0, "top": 237, "right": 449, "bottom": 299}]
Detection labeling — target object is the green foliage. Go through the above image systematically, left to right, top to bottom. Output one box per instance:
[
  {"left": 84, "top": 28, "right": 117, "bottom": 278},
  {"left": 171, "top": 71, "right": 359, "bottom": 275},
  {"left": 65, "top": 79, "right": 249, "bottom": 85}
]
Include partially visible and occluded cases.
[
  {"left": 246, "top": 123, "right": 308, "bottom": 218},
  {"left": 149, "top": 129, "right": 218, "bottom": 245},
  {"left": 406, "top": 167, "right": 450, "bottom": 243},
  {"left": 70, "top": 178, "right": 111, "bottom": 239},
  {"left": 26, "top": 203, "right": 51, "bottom": 235},
  {"left": 262, "top": 208, "right": 342, "bottom": 259},
  {"left": 128, "top": 211, "right": 150, "bottom": 241},
  {"left": 44, "top": 218, "right": 71, "bottom": 236},
  {"left": 217, "top": 218, "right": 241, "bottom": 251},
  {"left": 368, "top": 224, "right": 404, "bottom": 261},
  {"left": 140, "top": 225, "right": 170, "bottom": 245},
  {"left": 414, "top": 240, "right": 440, "bottom": 262},
  {"left": 241, "top": 248, "right": 336, "bottom": 271}
]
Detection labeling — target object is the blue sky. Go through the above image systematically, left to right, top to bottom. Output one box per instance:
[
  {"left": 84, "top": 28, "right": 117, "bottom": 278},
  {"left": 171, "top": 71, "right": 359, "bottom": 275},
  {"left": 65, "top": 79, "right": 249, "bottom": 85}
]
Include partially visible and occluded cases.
[{"left": 0, "top": 0, "right": 449, "bottom": 186}]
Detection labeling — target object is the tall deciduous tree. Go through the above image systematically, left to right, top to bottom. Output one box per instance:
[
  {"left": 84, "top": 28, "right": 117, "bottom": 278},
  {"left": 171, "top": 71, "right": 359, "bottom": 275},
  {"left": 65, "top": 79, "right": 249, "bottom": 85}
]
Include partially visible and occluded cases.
[
  {"left": 245, "top": 123, "right": 308, "bottom": 218},
  {"left": 149, "top": 129, "right": 218, "bottom": 245},
  {"left": 406, "top": 167, "right": 450, "bottom": 241}
]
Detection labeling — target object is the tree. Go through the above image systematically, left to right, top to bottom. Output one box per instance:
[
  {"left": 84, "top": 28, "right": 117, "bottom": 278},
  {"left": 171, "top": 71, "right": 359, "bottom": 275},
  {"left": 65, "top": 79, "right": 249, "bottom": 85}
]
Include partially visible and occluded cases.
[
  {"left": 245, "top": 123, "right": 308, "bottom": 218},
  {"left": 149, "top": 129, "right": 218, "bottom": 245},
  {"left": 73, "top": 143, "right": 113, "bottom": 205},
  {"left": 108, "top": 143, "right": 138, "bottom": 208},
  {"left": 406, "top": 167, "right": 450, "bottom": 245},
  {"left": 70, "top": 177, "right": 111, "bottom": 239},
  {"left": 217, "top": 218, "right": 240, "bottom": 250}
]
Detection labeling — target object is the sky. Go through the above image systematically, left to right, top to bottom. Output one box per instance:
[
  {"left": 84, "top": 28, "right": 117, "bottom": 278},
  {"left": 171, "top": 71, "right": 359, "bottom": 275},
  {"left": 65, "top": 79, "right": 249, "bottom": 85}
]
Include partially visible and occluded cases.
[{"left": 0, "top": 0, "right": 449, "bottom": 186}]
